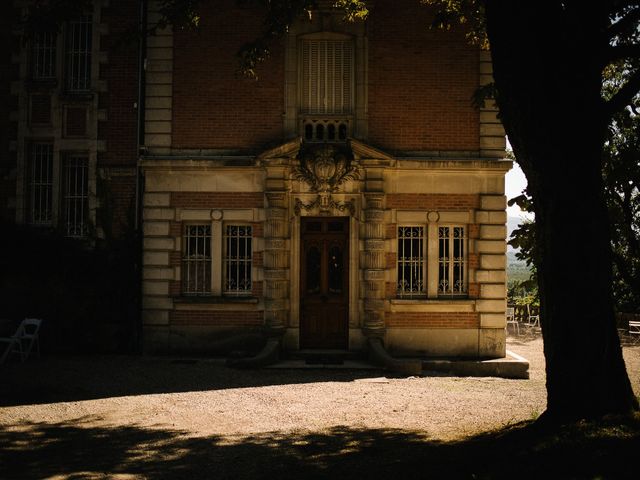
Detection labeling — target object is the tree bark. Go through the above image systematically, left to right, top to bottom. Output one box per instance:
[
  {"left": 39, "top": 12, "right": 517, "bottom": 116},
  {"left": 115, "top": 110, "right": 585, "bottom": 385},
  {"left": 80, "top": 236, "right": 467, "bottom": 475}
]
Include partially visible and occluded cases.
[{"left": 485, "top": 0, "right": 639, "bottom": 420}]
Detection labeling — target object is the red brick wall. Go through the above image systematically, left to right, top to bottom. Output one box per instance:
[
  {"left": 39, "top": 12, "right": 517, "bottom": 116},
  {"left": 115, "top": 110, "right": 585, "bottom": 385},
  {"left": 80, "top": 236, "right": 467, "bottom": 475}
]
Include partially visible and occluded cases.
[
  {"left": 100, "top": 0, "right": 139, "bottom": 166},
  {"left": 172, "top": 0, "right": 284, "bottom": 150},
  {"left": 368, "top": 1, "right": 479, "bottom": 152},
  {"left": 106, "top": 174, "right": 137, "bottom": 238},
  {"left": 386, "top": 193, "right": 480, "bottom": 210},
  {"left": 171, "top": 310, "right": 264, "bottom": 327},
  {"left": 386, "top": 312, "right": 479, "bottom": 328}
]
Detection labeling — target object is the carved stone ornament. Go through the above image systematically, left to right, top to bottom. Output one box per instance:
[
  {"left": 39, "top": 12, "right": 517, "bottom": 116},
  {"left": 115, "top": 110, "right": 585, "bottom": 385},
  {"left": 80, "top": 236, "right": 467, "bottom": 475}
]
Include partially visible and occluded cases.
[
  {"left": 292, "top": 144, "right": 359, "bottom": 215},
  {"left": 293, "top": 144, "right": 359, "bottom": 192}
]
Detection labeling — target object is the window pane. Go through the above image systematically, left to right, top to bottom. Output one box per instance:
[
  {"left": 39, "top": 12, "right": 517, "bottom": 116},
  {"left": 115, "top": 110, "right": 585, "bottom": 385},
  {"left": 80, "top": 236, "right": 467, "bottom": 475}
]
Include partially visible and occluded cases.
[
  {"left": 65, "top": 15, "right": 92, "bottom": 92},
  {"left": 32, "top": 31, "right": 56, "bottom": 79},
  {"left": 29, "top": 143, "right": 53, "bottom": 225},
  {"left": 62, "top": 155, "right": 89, "bottom": 237},
  {"left": 182, "top": 225, "right": 212, "bottom": 295},
  {"left": 224, "top": 225, "right": 252, "bottom": 295},
  {"left": 397, "top": 226, "right": 425, "bottom": 298},
  {"left": 438, "top": 226, "right": 467, "bottom": 296},
  {"left": 328, "top": 244, "right": 343, "bottom": 294}
]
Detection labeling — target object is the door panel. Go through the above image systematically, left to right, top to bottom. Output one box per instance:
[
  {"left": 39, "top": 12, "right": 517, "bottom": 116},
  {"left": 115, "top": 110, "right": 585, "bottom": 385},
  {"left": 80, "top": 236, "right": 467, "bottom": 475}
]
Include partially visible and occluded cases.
[{"left": 300, "top": 217, "right": 349, "bottom": 349}]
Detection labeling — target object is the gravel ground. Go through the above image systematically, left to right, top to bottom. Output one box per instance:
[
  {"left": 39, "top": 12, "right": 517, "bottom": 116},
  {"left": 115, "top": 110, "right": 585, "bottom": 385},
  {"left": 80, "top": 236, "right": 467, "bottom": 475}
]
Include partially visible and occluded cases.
[{"left": 0, "top": 331, "right": 638, "bottom": 479}]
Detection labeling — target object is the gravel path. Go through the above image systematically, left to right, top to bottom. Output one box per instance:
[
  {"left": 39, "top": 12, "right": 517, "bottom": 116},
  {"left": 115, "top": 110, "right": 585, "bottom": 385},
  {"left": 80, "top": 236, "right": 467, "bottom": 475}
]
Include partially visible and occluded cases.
[{"left": 0, "top": 332, "right": 638, "bottom": 478}]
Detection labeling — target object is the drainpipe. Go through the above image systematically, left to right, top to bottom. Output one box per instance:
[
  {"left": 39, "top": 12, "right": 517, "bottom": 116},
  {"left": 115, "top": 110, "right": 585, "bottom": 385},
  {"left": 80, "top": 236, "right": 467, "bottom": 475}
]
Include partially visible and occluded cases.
[{"left": 133, "top": 0, "right": 147, "bottom": 353}]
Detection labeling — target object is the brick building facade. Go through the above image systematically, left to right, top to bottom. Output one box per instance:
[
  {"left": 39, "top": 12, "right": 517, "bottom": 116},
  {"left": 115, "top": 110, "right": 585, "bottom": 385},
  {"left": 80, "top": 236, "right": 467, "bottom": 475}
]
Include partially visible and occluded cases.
[{"left": 3, "top": 0, "right": 511, "bottom": 359}]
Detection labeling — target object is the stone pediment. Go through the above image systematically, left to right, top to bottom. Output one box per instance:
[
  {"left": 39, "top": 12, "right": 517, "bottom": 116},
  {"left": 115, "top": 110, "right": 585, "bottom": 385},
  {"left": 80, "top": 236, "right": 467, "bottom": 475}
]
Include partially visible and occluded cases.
[{"left": 257, "top": 137, "right": 395, "bottom": 164}]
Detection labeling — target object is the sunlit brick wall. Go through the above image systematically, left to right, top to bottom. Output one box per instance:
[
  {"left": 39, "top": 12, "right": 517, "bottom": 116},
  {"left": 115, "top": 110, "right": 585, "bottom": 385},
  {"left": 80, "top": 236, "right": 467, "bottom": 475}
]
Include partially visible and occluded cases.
[{"left": 368, "top": 0, "right": 480, "bottom": 152}]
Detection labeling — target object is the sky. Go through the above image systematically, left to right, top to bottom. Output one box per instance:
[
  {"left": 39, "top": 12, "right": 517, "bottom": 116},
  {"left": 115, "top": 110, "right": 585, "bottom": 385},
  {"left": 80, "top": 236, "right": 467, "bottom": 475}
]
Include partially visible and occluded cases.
[
  {"left": 504, "top": 137, "right": 533, "bottom": 220},
  {"left": 505, "top": 162, "right": 530, "bottom": 219}
]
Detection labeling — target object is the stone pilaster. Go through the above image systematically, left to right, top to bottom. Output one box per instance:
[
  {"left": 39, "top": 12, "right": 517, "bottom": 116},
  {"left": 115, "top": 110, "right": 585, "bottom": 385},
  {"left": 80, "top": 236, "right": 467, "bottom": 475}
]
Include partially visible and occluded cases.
[
  {"left": 263, "top": 191, "right": 289, "bottom": 335},
  {"left": 362, "top": 192, "right": 386, "bottom": 337}
]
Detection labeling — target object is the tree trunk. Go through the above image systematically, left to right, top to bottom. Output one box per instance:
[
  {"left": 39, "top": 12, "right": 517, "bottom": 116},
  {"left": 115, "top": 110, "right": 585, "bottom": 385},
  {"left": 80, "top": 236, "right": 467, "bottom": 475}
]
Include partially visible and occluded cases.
[{"left": 485, "top": 0, "right": 638, "bottom": 420}]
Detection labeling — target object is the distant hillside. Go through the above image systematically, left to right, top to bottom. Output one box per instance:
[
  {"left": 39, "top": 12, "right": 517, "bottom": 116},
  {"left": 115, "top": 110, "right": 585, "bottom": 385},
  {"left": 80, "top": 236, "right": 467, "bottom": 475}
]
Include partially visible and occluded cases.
[{"left": 506, "top": 215, "right": 532, "bottom": 282}]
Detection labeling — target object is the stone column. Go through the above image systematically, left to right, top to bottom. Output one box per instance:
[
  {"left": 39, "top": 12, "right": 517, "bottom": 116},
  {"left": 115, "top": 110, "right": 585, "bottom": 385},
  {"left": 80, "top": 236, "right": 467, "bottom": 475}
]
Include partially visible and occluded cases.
[
  {"left": 264, "top": 191, "right": 289, "bottom": 336},
  {"left": 362, "top": 192, "right": 386, "bottom": 338}
]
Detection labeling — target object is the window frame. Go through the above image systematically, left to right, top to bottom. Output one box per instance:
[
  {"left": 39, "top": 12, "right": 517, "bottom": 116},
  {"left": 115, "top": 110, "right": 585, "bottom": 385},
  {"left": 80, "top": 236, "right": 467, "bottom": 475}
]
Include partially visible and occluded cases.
[
  {"left": 64, "top": 14, "right": 93, "bottom": 93},
  {"left": 31, "top": 30, "right": 57, "bottom": 81},
  {"left": 27, "top": 142, "right": 54, "bottom": 226},
  {"left": 61, "top": 153, "right": 90, "bottom": 238},
  {"left": 181, "top": 224, "right": 213, "bottom": 296},
  {"left": 223, "top": 224, "right": 253, "bottom": 297},
  {"left": 396, "top": 225, "right": 427, "bottom": 299},
  {"left": 437, "top": 225, "right": 469, "bottom": 298}
]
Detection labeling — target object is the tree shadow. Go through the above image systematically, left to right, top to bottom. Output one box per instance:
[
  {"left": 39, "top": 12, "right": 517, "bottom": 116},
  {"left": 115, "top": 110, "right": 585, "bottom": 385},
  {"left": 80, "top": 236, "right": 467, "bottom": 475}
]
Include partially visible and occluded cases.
[
  {"left": 0, "top": 355, "right": 396, "bottom": 406},
  {"left": 1, "top": 415, "right": 638, "bottom": 479}
]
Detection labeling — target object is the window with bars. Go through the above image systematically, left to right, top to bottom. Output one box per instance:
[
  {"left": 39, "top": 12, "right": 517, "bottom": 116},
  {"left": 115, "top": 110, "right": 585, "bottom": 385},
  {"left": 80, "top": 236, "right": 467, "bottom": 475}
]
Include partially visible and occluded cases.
[
  {"left": 65, "top": 15, "right": 92, "bottom": 92},
  {"left": 32, "top": 31, "right": 57, "bottom": 80},
  {"left": 301, "top": 39, "right": 354, "bottom": 115},
  {"left": 28, "top": 143, "right": 54, "bottom": 225},
  {"left": 62, "top": 155, "right": 89, "bottom": 237},
  {"left": 182, "top": 225, "right": 212, "bottom": 295},
  {"left": 224, "top": 225, "right": 252, "bottom": 296},
  {"left": 397, "top": 226, "right": 426, "bottom": 298},
  {"left": 438, "top": 226, "right": 467, "bottom": 296}
]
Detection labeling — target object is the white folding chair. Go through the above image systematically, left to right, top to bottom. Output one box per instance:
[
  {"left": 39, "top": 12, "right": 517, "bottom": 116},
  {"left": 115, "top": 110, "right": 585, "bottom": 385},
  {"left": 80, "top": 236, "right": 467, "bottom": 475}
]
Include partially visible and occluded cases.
[
  {"left": 526, "top": 304, "right": 540, "bottom": 329},
  {"left": 505, "top": 306, "right": 519, "bottom": 335},
  {"left": 0, "top": 318, "right": 42, "bottom": 364},
  {"left": 629, "top": 320, "right": 640, "bottom": 343}
]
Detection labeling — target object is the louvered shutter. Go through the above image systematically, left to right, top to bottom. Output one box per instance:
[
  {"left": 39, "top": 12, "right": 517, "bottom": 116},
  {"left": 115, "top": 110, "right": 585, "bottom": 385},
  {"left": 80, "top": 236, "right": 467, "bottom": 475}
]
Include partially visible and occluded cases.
[{"left": 301, "top": 39, "right": 353, "bottom": 114}]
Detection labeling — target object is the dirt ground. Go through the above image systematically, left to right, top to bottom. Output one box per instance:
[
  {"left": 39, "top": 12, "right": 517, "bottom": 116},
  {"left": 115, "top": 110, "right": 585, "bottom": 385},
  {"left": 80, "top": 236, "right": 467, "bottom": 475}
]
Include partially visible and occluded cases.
[{"left": 1, "top": 331, "right": 639, "bottom": 479}]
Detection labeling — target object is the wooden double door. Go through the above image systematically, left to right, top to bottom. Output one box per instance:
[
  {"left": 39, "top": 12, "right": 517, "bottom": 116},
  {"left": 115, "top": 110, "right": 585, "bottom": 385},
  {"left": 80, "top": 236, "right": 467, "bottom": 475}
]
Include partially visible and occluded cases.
[{"left": 300, "top": 217, "right": 349, "bottom": 349}]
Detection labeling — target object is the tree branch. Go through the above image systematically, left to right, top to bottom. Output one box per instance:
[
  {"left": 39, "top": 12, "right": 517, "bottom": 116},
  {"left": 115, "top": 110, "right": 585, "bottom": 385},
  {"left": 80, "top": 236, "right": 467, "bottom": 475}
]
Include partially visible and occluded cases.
[
  {"left": 607, "top": 5, "right": 640, "bottom": 39},
  {"left": 603, "top": 68, "right": 640, "bottom": 120}
]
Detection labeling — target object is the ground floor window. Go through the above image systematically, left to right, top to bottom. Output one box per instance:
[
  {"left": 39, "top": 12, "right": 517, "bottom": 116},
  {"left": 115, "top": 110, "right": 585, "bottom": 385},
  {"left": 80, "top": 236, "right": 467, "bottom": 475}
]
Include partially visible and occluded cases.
[
  {"left": 28, "top": 143, "right": 54, "bottom": 225},
  {"left": 26, "top": 144, "right": 91, "bottom": 238},
  {"left": 62, "top": 154, "right": 89, "bottom": 237},
  {"left": 181, "top": 223, "right": 253, "bottom": 297},
  {"left": 396, "top": 223, "right": 468, "bottom": 299},
  {"left": 182, "top": 224, "right": 212, "bottom": 295},
  {"left": 224, "top": 225, "right": 253, "bottom": 295},
  {"left": 397, "top": 226, "right": 425, "bottom": 298},
  {"left": 438, "top": 226, "right": 467, "bottom": 296}
]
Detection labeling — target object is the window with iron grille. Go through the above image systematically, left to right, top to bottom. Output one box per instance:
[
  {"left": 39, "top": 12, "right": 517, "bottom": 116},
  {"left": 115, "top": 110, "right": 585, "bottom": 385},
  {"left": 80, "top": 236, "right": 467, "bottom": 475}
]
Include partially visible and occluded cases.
[
  {"left": 65, "top": 15, "right": 92, "bottom": 92},
  {"left": 32, "top": 31, "right": 56, "bottom": 80},
  {"left": 301, "top": 39, "right": 354, "bottom": 115},
  {"left": 28, "top": 143, "right": 54, "bottom": 225},
  {"left": 62, "top": 154, "right": 89, "bottom": 237},
  {"left": 182, "top": 225, "right": 212, "bottom": 295},
  {"left": 224, "top": 225, "right": 252, "bottom": 295},
  {"left": 397, "top": 226, "right": 425, "bottom": 298},
  {"left": 438, "top": 226, "right": 467, "bottom": 296}
]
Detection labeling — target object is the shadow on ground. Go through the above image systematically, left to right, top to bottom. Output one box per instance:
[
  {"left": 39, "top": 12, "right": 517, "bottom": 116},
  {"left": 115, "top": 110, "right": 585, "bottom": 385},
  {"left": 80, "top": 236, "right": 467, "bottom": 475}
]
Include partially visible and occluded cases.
[
  {"left": 0, "top": 355, "right": 396, "bottom": 406},
  {"left": 1, "top": 415, "right": 638, "bottom": 479}
]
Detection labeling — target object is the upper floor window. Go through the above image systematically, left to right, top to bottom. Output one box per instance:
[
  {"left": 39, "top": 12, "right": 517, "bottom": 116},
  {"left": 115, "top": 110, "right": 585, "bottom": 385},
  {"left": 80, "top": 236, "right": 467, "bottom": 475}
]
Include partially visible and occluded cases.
[
  {"left": 65, "top": 15, "right": 92, "bottom": 92},
  {"left": 31, "top": 31, "right": 56, "bottom": 80},
  {"left": 299, "top": 36, "right": 354, "bottom": 142},
  {"left": 300, "top": 38, "right": 354, "bottom": 115}
]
